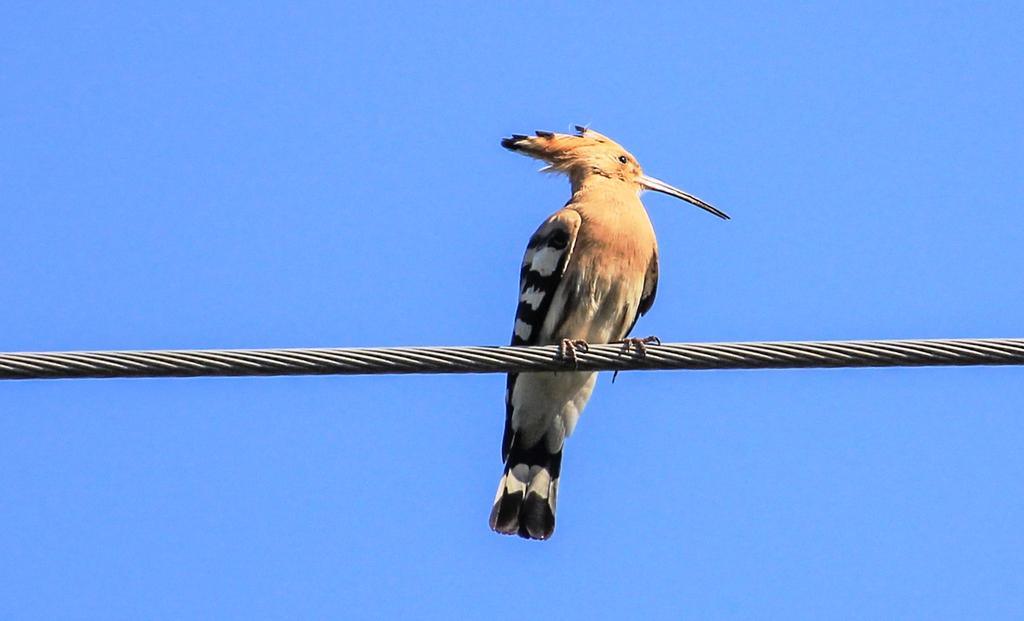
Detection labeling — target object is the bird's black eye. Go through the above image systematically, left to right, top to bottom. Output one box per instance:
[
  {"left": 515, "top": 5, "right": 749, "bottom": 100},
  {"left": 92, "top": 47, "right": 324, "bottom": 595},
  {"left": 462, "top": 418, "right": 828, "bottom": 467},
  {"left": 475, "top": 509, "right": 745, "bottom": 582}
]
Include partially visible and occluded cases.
[{"left": 618, "top": 155, "right": 629, "bottom": 164}]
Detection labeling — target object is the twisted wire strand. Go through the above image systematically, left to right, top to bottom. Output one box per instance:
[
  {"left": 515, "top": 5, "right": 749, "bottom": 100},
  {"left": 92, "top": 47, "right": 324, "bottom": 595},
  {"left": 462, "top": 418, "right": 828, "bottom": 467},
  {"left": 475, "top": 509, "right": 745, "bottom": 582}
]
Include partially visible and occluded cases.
[{"left": 1, "top": 338, "right": 1022, "bottom": 381}]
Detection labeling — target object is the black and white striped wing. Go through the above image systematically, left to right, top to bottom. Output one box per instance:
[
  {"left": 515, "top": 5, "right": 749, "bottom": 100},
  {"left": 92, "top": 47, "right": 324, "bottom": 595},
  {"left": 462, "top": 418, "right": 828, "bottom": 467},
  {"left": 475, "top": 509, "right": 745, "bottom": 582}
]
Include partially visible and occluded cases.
[
  {"left": 503, "top": 208, "right": 581, "bottom": 459},
  {"left": 509, "top": 209, "right": 582, "bottom": 347}
]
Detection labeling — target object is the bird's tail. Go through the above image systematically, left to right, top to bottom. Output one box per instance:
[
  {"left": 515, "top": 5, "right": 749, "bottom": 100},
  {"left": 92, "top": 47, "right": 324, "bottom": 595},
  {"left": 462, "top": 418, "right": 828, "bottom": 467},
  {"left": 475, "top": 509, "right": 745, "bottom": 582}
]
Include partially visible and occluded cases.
[{"left": 489, "top": 443, "right": 562, "bottom": 540}]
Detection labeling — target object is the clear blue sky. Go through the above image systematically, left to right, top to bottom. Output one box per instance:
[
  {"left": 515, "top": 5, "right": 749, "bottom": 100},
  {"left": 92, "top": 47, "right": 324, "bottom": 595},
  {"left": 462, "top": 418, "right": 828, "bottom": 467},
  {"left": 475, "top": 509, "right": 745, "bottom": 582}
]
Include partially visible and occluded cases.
[{"left": 3, "top": 3, "right": 1023, "bottom": 618}]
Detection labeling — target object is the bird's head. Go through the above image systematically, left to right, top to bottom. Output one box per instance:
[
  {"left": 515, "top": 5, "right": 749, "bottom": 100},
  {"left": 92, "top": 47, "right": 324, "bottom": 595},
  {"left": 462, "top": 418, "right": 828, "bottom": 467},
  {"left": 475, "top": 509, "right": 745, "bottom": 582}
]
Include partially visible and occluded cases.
[{"left": 502, "top": 126, "right": 728, "bottom": 220}]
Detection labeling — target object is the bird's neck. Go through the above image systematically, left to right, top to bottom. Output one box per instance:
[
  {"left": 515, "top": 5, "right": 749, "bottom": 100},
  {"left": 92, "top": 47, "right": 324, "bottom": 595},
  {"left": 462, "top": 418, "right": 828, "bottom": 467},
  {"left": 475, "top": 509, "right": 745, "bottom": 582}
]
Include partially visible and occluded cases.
[{"left": 569, "top": 173, "right": 641, "bottom": 204}]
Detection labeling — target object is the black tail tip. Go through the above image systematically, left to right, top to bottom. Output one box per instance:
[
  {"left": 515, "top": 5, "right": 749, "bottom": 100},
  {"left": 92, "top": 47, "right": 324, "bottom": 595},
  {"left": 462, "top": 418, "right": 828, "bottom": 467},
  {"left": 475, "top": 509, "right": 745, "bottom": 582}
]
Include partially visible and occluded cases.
[
  {"left": 489, "top": 490, "right": 523, "bottom": 535},
  {"left": 517, "top": 492, "right": 555, "bottom": 540},
  {"left": 489, "top": 493, "right": 555, "bottom": 540}
]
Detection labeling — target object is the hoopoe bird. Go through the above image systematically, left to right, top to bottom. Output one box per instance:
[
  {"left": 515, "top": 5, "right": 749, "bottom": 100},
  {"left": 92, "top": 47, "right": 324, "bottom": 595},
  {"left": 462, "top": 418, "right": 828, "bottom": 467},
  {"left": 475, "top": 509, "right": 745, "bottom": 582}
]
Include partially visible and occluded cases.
[{"left": 490, "top": 126, "right": 729, "bottom": 540}]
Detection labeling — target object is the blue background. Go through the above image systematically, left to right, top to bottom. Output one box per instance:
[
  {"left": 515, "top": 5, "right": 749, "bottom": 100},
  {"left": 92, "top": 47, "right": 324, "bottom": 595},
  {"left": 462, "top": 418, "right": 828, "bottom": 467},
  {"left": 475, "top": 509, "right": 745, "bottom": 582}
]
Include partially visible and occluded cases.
[{"left": 3, "top": 3, "right": 1023, "bottom": 618}]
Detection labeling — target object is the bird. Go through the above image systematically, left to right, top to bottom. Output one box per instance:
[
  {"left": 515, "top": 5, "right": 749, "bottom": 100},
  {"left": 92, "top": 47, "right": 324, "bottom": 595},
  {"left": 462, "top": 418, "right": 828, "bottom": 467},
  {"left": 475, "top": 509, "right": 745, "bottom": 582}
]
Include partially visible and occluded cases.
[{"left": 489, "top": 126, "right": 728, "bottom": 540}]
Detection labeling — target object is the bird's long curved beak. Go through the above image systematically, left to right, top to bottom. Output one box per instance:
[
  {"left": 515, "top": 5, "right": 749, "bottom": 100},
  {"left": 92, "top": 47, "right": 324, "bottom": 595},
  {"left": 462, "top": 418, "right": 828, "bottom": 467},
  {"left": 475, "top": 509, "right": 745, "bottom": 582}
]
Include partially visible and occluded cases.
[{"left": 639, "top": 174, "right": 729, "bottom": 220}]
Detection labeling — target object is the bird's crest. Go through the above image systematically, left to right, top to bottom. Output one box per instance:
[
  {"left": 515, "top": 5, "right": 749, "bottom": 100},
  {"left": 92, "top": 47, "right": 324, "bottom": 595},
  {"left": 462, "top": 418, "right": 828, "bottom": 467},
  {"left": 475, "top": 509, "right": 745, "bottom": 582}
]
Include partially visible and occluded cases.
[
  {"left": 500, "top": 126, "right": 632, "bottom": 179},
  {"left": 501, "top": 126, "right": 730, "bottom": 220}
]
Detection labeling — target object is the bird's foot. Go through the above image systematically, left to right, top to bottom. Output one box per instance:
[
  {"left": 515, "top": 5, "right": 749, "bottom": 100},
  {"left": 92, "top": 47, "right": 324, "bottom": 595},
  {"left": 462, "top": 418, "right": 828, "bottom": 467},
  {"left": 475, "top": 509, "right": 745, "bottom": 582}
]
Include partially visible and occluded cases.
[
  {"left": 617, "top": 335, "right": 661, "bottom": 357},
  {"left": 611, "top": 336, "right": 659, "bottom": 383},
  {"left": 558, "top": 338, "right": 590, "bottom": 367}
]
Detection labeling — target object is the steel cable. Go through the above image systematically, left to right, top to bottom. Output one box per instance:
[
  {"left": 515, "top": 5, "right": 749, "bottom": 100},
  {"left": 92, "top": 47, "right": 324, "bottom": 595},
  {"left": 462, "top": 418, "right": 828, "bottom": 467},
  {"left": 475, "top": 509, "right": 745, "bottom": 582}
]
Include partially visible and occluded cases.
[{"left": 1, "top": 337, "right": 1022, "bottom": 381}]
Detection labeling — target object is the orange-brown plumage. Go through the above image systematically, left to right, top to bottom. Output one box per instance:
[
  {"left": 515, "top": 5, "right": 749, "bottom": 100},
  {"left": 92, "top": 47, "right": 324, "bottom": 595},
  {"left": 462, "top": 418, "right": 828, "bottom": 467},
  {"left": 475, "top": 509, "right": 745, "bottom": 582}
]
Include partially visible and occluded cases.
[{"left": 490, "top": 126, "right": 727, "bottom": 540}]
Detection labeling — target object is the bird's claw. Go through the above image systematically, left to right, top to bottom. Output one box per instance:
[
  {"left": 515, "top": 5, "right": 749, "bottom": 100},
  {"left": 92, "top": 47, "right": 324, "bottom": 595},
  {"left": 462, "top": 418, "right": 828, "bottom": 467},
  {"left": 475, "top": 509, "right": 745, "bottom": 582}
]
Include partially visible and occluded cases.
[
  {"left": 617, "top": 335, "right": 661, "bottom": 357},
  {"left": 611, "top": 336, "right": 660, "bottom": 383},
  {"left": 558, "top": 338, "right": 590, "bottom": 367}
]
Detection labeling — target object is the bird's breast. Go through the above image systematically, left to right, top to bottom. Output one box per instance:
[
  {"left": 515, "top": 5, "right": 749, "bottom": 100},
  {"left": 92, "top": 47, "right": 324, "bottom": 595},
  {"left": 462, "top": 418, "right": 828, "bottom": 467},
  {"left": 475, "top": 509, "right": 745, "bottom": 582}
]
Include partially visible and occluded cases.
[{"left": 540, "top": 202, "right": 656, "bottom": 344}]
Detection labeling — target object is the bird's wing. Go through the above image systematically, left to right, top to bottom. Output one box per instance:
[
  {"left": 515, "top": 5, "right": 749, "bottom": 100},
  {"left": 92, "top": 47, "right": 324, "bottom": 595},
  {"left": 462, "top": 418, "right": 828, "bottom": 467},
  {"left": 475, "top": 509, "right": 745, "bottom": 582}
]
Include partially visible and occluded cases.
[
  {"left": 503, "top": 208, "right": 582, "bottom": 460},
  {"left": 509, "top": 208, "right": 582, "bottom": 347},
  {"left": 625, "top": 248, "right": 659, "bottom": 337}
]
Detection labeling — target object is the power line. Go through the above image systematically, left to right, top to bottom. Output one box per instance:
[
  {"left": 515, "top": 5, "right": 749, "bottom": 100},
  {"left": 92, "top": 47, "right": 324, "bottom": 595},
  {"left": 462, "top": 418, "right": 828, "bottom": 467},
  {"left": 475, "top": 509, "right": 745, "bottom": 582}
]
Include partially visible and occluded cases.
[{"left": 1, "top": 337, "right": 1022, "bottom": 381}]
